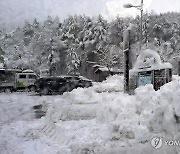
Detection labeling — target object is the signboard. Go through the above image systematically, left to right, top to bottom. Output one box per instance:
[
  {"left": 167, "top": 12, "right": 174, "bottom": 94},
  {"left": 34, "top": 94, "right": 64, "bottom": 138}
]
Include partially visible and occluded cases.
[
  {"left": 138, "top": 71, "right": 152, "bottom": 87},
  {"left": 138, "top": 75, "right": 152, "bottom": 87}
]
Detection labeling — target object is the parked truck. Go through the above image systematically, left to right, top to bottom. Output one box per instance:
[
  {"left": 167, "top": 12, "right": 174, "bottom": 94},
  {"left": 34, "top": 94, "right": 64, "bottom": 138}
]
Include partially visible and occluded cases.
[{"left": 0, "top": 69, "right": 37, "bottom": 92}]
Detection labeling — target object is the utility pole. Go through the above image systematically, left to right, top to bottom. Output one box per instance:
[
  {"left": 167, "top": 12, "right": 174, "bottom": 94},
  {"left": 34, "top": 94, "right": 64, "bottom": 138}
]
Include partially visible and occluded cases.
[
  {"left": 124, "top": 0, "right": 143, "bottom": 52},
  {"left": 139, "top": 0, "right": 143, "bottom": 52},
  {"left": 123, "top": 23, "right": 135, "bottom": 94},
  {"left": 123, "top": 29, "right": 131, "bottom": 94}
]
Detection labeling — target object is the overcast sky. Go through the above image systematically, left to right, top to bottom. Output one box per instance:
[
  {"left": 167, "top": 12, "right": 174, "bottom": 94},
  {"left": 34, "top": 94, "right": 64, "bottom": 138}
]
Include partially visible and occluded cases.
[{"left": 0, "top": 0, "right": 180, "bottom": 30}]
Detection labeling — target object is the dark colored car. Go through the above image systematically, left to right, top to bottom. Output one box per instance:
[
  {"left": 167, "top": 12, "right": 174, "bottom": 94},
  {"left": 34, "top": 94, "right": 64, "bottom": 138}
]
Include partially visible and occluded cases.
[
  {"left": 35, "top": 76, "right": 92, "bottom": 95},
  {"left": 35, "top": 76, "right": 68, "bottom": 95},
  {"left": 62, "top": 76, "right": 92, "bottom": 91}
]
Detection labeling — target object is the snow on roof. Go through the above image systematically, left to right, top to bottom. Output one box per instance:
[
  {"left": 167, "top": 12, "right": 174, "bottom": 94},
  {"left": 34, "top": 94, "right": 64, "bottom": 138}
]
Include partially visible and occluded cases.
[
  {"left": 132, "top": 49, "right": 172, "bottom": 72},
  {"left": 92, "top": 64, "right": 104, "bottom": 68},
  {"left": 95, "top": 67, "right": 123, "bottom": 73},
  {"left": 0, "top": 68, "right": 22, "bottom": 72},
  {"left": 22, "top": 69, "right": 34, "bottom": 73},
  {"left": 78, "top": 76, "right": 92, "bottom": 81}
]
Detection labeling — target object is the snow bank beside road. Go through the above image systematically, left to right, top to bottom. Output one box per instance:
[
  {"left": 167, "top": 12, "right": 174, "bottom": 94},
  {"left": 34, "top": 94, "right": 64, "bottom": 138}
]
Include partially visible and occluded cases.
[{"left": 44, "top": 75, "right": 180, "bottom": 153}]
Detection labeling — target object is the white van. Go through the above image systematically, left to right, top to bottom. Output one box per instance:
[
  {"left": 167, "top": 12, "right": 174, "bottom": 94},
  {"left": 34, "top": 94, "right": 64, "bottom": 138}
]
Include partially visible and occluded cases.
[
  {"left": 0, "top": 69, "right": 38, "bottom": 92},
  {"left": 16, "top": 72, "right": 37, "bottom": 91}
]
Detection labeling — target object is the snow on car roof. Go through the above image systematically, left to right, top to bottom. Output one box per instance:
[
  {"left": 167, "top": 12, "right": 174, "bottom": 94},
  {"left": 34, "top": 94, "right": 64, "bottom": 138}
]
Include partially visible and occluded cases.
[{"left": 22, "top": 70, "right": 34, "bottom": 73}]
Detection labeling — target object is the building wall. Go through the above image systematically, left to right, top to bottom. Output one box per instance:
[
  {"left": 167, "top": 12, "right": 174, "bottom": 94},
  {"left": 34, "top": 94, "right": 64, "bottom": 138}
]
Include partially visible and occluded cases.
[{"left": 175, "top": 41, "right": 180, "bottom": 53}]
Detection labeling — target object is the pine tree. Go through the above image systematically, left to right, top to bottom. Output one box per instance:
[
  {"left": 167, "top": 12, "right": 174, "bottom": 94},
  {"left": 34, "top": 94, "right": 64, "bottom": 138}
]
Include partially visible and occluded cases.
[
  {"left": 109, "top": 16, "right": 124, "bottom": 46},
  {"left": 66, "top": 48, "right": 80, "bottom": 75}
]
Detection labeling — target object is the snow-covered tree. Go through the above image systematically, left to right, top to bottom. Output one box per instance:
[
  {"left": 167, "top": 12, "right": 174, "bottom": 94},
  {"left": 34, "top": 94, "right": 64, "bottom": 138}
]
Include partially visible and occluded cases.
[
  {"left": 1, "top": 12, "right": 180, "bottom": 77},
  {"left": 109, "top": 16, "right": 125, "bottom": 46},
  {"left": 98, "top": 45, "right": 119, "bottom": 72},
  {"left": 0, "top": 47, "right": 5, "bottom": 65},
  {"left": 66, "top": 48, "right": 80, "bottom": 75}
]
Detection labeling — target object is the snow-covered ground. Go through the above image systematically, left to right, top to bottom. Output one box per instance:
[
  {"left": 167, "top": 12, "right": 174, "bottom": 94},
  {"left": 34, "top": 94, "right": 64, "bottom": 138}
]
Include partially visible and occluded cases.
[
  {"left": 1, "top": 75, "right": 180, "bottom": 154},
  {"left": 0, "top": 93, "right": 64, "bottom": 154}
]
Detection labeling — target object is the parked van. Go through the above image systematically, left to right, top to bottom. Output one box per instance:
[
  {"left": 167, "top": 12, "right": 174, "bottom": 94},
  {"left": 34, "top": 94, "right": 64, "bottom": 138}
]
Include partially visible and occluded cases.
[
  {"left": 0, "top": 69, "right": 37, "bottom": 92},
  {"left": 16, "top": 71, "right": 37, "bottom": 91}
]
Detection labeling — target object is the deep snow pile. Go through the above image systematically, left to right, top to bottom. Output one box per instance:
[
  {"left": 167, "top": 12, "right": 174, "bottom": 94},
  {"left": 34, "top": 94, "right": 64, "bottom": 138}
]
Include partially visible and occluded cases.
[
  {"left": 93, "top": 74, "right": 124, "bottom": 93},
  {"left": 1, "top": 75, "right": 180, "bottom": 154},
  {"left": 41, "top": 75, "right": 180, "bottom": 154}
]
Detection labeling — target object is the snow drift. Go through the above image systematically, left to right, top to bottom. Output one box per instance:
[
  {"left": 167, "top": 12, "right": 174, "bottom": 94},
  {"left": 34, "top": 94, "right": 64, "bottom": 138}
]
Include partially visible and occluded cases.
[{"left": 40, "top": 75, "right": 180, "bottom": 154}]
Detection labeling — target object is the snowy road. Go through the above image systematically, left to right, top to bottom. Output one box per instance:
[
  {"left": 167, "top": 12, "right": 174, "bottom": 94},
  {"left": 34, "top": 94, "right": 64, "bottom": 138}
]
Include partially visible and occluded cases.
[
  {"left": 0, "top": 92, "right": 63, "bottom": 154},
  {"left": 0, "top": 92, "right": 59, "bottom": 124}
]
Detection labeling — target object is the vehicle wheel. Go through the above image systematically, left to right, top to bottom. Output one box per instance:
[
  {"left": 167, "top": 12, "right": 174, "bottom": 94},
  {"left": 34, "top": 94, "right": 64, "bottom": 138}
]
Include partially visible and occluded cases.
[
  {"left": 85, "top": 83, "right": 90, "bottom": 88},
  {"left": 65, "top": 84, "right": 72, "bottom": 92},
  {"left": 75, "top": 85, "right": 83, "bottom": 89},
  {"left": 29, "top": 86, "right": 36, "bottom": 92},
  {"left": 58, "top": 86, "right": 65, "bottom": 93},
  {"left": 12, "top": 87, "right": 16, "bottom": 92},
  {"left": 24, "top": 87, "right": 29, "bottom": 92},
  {"left": 40, "top": 87, "right": 49, "bottom": 95},
  {"left": 4, "top": 88, "right": 12, "bottom": 93}
]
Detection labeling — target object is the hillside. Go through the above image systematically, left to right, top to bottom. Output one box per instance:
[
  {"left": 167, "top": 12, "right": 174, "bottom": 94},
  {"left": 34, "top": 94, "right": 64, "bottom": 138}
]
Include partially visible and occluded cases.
[{"left": 0, "top": 12, "right": 180, "bottom": 76}]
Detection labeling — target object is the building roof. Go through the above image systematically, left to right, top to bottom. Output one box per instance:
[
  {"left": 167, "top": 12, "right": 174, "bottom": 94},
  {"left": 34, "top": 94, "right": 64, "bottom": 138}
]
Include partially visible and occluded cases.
[
  {"left": 132, "top": 49, "right": 172, "bottom": 72},
  {"left": 95, "top": 67, "right": 123, "bottom": 74}
]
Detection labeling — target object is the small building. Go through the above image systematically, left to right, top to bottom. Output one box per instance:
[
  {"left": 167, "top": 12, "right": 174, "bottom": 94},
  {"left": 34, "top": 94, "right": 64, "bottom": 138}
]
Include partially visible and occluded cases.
[
  {"left": 130, "top": 49, "right": 172, "bottom": 92},
  {"left": 171, "top": 56, "right": 180, "bottom": 76},
  {"left": 94, "top": 66, "right": 123, "bottom": 82}
]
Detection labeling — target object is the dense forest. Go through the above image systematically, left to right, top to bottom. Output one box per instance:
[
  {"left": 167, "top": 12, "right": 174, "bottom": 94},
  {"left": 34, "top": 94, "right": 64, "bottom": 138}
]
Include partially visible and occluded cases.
[{"left": 0, "top": 12, "right": 180, "bottom": 76}]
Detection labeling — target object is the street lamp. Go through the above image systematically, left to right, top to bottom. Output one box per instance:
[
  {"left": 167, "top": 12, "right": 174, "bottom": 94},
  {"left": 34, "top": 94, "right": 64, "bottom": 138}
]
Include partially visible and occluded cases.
[{"left": 123, "top": 0, "right": 143, "bottom": 52}]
